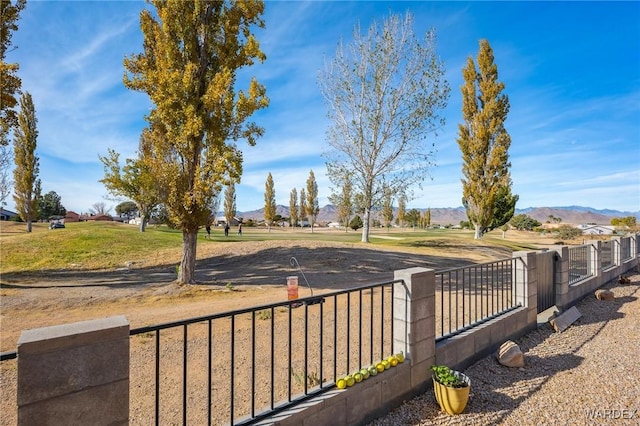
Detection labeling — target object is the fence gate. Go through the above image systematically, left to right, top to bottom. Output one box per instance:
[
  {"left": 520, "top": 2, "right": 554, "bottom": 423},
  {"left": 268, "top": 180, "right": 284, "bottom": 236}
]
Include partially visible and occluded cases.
[{"left": 536, "top": 251, "right": 556, "bottom": 312}]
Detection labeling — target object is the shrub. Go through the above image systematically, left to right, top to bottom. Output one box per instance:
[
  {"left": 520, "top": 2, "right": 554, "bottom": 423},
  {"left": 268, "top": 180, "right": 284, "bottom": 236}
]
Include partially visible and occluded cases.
[
  {"left": 349, "top": 215, "right": 363, "bottom": 231},
  {"left": 556, "top": 225, "right": 582, "bottom": 240}
]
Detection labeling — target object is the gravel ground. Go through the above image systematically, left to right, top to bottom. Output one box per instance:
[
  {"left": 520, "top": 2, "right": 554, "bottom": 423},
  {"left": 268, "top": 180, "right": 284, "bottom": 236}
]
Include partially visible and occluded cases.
[{"left": 370, "top": 273, "right": 640, "bottom": 426}]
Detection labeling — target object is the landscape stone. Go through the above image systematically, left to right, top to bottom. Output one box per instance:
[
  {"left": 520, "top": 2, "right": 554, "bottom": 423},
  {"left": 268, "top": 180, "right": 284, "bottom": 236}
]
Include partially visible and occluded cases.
[
  {"left": 595, "top": 289, "right": 614, "bottom": 301},
  {"left": 549, "top": 306, "right": 582, "bottom": 332},
  {"left": 497, "top": 340, "right": 524, "bottom": 368}
]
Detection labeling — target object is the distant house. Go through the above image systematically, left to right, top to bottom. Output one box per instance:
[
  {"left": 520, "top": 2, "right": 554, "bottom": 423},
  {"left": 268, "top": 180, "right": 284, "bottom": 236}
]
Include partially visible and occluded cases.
[
  {"left": 0, "top": 208, "right": 18, "bottom": 221},
  {"left": 65, "top": 211, "right": 81, "bottom": 222},
  {"left": 87, "top": 214, "right": 113, "bottom": 222},
  {"left": 577, "top": 224, "right": 615, "bottom": 235}
]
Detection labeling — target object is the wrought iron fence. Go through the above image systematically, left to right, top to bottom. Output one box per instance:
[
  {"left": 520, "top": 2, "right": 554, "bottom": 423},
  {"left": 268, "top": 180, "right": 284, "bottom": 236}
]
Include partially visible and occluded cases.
[
  {"left": 621, "top": 236, "right": 632, "bottom": 261},
  {"left": 601, "top": 240, "right": 613, "bottom": 270},
  {"left": 569, "top": 245, "right": 592, "bottom": 285},
  {"left": 434, "top": 258, "right": 522, "bottom": 341},
  {"left": 128, "top": 280, "right": 399, "bottom": 426},
  {"left": 0, "top": 351, "right": 16, "bottom": 361}
]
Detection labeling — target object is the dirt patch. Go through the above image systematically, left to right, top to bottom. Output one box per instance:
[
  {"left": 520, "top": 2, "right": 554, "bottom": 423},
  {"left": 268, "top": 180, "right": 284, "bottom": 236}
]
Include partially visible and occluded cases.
[{"left": 0, "top": 239, "right": 512, "bottom": 349}]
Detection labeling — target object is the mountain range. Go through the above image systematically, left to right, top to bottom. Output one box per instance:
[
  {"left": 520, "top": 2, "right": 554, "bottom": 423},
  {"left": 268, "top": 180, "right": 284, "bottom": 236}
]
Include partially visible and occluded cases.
[{"left": 235, "top": 205, "right": 640, "bottom": 226}]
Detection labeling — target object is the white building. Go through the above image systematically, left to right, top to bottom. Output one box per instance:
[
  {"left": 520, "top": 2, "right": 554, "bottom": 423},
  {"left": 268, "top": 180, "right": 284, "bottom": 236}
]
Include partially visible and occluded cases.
[{"left": 577, "top": 224, "right": 615, "bottom": 235}]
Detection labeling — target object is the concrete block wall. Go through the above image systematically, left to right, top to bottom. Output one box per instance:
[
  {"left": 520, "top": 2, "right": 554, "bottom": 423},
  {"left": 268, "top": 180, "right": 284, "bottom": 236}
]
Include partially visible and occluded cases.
[
  {"left": 554, "top": 235, "right": 639, "bottom": 311},
  {"left": 434, "top": 308, "right": 532, "bottom": 372},
  {"left": 17, "top": 316, "right": 130, "bottom": 426},
  {"left": 255, "top": 362, "right": 413, "bottom": 426}
]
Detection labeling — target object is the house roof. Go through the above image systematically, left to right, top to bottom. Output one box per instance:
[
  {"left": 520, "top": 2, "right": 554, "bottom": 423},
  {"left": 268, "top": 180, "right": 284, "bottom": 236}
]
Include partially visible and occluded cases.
[{"left": 0, "top": 208, "right": 18, "bottom": 216}]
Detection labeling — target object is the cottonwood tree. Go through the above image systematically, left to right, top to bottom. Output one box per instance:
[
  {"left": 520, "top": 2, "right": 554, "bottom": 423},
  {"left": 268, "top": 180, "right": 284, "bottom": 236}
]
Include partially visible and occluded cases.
[
  {"left": 1, "top": 0, "right": 26, "bottom": 148},
  {"left": 123, "top": 1, "right": 269, "bottom": 283},
  {"left": 318, "top": 12, "right": 449, "bottom": 243},
  {"left": 457, "top": 39, "right": 517, "bottom": 239},
  {"left": 12, "top": 92, "right": 39, "bottom": 232},
  {"left": 100, "top": 126, "right": 161, "bottom": 232},
  {"left": 305, "top": 170, "right": 319, "bottom": 232},
  {"left": 264, "top": 172, "right": 276, "bottom": 231},
  {"left": 329, "top": 172, "right": 353, "bottom": 232},
  {"left": 224, "top": 183, "right": 236, "bottom": 225},
  {"left": 289, "top": 188, "right": 298, "bottom": 228},
  {"left": 89, "top": 202, "right": 112, "bottom": 216},
  {"left": 405, "top": 208, "right": 420, "bottom": 228},
  {"left": 509, "top": 214, "right": 540, "bottom": 231},
  {"left": 611, "top": 216, "right": 637, "bottom": 228}
]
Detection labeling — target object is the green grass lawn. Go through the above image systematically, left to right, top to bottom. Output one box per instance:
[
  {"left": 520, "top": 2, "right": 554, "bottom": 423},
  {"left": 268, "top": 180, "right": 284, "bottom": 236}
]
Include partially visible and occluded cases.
[{"left": 0, "top": 221, "right": 537, "bottom": 274}]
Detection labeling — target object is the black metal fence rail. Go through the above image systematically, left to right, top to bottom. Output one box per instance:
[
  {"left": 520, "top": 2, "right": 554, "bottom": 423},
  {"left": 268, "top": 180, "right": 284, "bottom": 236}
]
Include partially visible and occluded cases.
[
  {"left": 601, "top": 241, "right": 613, "bottom": 270},
  {"left": 569, "top": 245, "right": 592, "bottom": 285},
  {"left": 434, "top": 258, "right": 522, "bottom": 341},
  {"left": 129, "top": 280, "right": 399, "bottom": 426},
  {"left": 0, "top": 351, "right": 17, "bottom": 361}
]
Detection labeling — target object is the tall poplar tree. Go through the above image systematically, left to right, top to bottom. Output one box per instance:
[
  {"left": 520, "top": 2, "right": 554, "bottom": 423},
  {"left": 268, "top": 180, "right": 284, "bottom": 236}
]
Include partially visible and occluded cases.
[
  {"left": 123, "top": 1, "right": 269, "bottom": 283},
  {"left": 319, "top": 12, "right": 449, "bottom": 243},
  {"left": 458, "top": 40, "right": 516, "bottom": 239},
  {"left": 12, "top": 92, "right": 39, "bottom": 232},
  {"left": 305, "top": 170, "right": 319, "bottom": 233},
  {"left": 263, "top": 172, "right": 276, "bottom": 231},
  {"left": 224, "top": 182, "right": 236, "bottom": 226},
  {"left": 289, "top": 188, "right": 298, "bottom": 228},
  {"left": 299, "top": 188, "right": 307, "bottom": 225},
  {"left": 381, "top": 188, "right": 394, "bottom": 230},
  {"left": 396, "top": 193, "right": 406, "bottom": 229},
  {"left": 424, "top": 207, "right": 431, "bottom": 229}
]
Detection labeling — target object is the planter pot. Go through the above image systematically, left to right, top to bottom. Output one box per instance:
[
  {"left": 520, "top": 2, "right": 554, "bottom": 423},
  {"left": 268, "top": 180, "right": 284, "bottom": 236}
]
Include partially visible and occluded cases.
[{"left": 432, "top": 371, "right": 471, "bottom": 415}]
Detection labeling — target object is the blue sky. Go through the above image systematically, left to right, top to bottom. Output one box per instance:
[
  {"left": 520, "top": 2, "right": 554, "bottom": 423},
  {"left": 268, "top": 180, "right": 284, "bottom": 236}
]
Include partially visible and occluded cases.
[{"left": 7, "top": 1, "right": 640, "bottom": 214}]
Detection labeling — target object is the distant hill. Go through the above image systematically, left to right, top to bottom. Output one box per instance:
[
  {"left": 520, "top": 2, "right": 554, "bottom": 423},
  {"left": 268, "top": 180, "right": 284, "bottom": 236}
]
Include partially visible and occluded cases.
[{"left": 235, "top": 205, "right": 639, "bottom": 226}]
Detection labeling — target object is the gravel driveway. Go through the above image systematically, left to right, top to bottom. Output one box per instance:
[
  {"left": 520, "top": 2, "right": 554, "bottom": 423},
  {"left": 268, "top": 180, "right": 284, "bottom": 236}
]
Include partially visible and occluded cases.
[{"left": 370, "top": 273, "right": 640, "bottom": 425}]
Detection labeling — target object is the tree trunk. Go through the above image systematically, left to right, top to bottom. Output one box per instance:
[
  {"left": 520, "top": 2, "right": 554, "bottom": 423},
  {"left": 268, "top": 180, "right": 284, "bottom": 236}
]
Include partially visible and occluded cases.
[
  {"left": 361, "top": 208, "right": 371, "bottom": 243},
  {"left": 139, "top": 215, "right": 147, "bottom": 232},
  {"left": 26, "top": 220, "right": 32, "bottom": 232},
  {"left": 474, "top": 224, "right": 486, "bottom": 239},
  {"left": 178, "top": 230, "right": 198, "bottom": 284}
]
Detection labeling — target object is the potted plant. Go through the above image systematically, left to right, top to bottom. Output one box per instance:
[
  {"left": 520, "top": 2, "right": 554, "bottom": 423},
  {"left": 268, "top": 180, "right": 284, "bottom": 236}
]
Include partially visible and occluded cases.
[{"left": 430, "top": 365, "right": 471, "bottom": 415}]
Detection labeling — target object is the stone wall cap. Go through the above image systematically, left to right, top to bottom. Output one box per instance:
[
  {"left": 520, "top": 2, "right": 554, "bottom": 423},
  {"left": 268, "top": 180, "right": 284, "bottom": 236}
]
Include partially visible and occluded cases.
[{"left": 17, "top": 315, "right": 129, "bottom": 356}]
